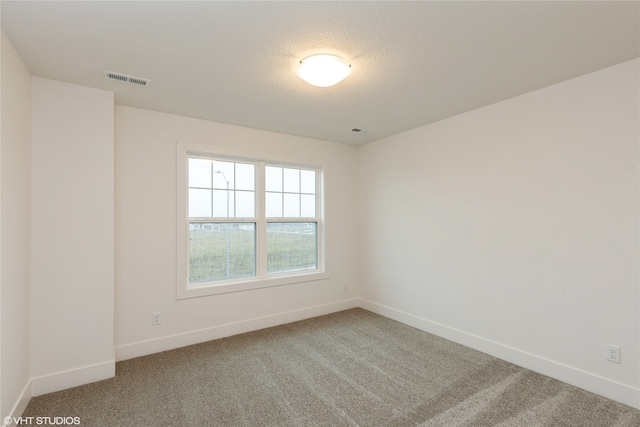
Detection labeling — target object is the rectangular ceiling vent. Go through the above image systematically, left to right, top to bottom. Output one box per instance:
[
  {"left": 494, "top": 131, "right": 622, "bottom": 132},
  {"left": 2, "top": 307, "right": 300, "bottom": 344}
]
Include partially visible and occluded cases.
[{"left": 104, "top": 71, "right": 151, "bottom": 87}]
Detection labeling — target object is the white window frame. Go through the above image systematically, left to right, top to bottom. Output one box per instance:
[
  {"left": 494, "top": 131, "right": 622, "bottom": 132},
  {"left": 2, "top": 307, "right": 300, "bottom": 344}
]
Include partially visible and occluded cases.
[{"left": 176, "top": 141, "right": 328, "bottom": 299}]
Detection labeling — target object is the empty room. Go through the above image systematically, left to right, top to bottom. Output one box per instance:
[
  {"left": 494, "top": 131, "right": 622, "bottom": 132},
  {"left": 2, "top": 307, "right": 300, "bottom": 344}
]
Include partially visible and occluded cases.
[{"left": 1, "top": 1, "right": 639, "bottom": 426}]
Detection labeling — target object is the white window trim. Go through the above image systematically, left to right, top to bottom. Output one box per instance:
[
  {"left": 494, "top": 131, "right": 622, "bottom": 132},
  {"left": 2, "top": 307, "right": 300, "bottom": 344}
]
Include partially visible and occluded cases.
[{"left": 176, "top": 141, "right": 329, "bottom": 299}]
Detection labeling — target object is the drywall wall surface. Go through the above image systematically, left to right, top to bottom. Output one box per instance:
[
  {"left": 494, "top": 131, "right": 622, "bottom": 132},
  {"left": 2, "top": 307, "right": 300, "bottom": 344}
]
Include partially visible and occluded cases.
[
  {"left": 1, "top": 29, "right": 32, "bottom": 418},
  {"left": 357, "top": 59, "right": 640, "bottom": 407},
  {"left": 31, "top": 78, "right": 114, "bottom": 394},
  {"left": 114, "top": 106, "right": 358, "bottom": 359}
]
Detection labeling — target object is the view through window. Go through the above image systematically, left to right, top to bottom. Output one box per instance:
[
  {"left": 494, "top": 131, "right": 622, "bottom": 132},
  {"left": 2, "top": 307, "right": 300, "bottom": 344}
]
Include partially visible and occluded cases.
[{"left": 187, "top": 156, "right": 321, "bottom": 285}]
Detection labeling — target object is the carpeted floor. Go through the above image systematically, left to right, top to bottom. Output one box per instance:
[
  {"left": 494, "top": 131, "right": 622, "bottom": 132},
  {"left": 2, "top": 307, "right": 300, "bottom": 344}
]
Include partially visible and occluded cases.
[{"left": 23, "top": 308, "right": 640, "bottom": 426}]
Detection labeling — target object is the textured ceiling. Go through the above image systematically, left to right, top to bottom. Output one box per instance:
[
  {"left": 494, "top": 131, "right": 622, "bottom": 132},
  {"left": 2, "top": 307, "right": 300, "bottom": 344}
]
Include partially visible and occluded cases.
[{"left": 2, "top": 1, "right": 639, "bottom": 145}]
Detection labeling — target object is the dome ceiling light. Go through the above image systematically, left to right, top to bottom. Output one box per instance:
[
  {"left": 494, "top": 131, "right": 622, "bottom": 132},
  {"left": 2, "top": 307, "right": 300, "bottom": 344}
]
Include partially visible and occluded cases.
[{"left": 297, "top": 54, "right": 351, "bottom": 87}]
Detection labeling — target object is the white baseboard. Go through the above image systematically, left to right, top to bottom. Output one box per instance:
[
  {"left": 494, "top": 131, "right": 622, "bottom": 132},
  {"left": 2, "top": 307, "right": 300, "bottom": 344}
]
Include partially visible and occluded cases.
[
  {"left": 116, "top": 298, "right": 360, "bottom": 361},
  {"left": 358, "top": 298, "right": 640, "bottom": 410},
  {"left": 22, "top": 299, "right": 638, "bottom": 411},
  {"left": 31, "top": 360, "right": 115, "bottom": 397},
  {"left": 2, "top": 380, "right": 32, "bottom": 426}
]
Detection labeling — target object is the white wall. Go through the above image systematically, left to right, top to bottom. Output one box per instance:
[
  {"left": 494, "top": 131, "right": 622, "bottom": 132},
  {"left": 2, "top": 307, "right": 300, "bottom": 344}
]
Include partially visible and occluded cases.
[
  {"left": 1, "top": 30, "right": 32, "bottom": 419},
  {"left": 357, "top": 59, "right": 640, "bottom": 408},
  {"left": 30, "top": 78, "right": 114, "bottom": 395},
  {"left": 114, "top": 106, "right": 359, "bottom": 360}
]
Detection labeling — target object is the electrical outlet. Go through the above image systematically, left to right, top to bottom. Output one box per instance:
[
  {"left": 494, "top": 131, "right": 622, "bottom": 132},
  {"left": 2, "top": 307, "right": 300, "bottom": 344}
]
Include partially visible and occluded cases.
[
  {"left": 152, "top": 312, "right": 161, "bottom": 326},
  {"left": 605, "top": 344, "right": 620, "bottom": 363}
]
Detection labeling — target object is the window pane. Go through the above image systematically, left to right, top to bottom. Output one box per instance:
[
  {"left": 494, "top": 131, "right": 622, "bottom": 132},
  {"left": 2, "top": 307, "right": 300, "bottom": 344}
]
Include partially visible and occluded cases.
[
  {"left": 189, "top": 158, "right": 212, "bottom": 188},
  {"left": 212, "top": 161, "right": 234, "bottom": 189},
  {"left": 235, "top": 163, "right": 255, "bottom": 191},
  {"left": 265, "top": 166, "right": 282, "bottom": 192},
  {"left": 283, "top": 168, "right": 300, "bottom": 192},
  {"left": 300, "top": 170, "right": 316, "bottom": 194},
  {"left": 189, "top": 189, "right": 212, "bottom": 218},
  {"left": 213, "top": 190, "right": 235, "bottom": 217},
  {"left": 236, "top": 190, "right": 255, "bottom": 217},
  {"left": 266, "top": 192, "right": 282, "bottom": 217},
  {"left": 284, "top": 193, "right": 300, "bottom": 217},
  {"left": 301, "top": 194, "right": 316, "bottom": 217},
  {"left": 267, "top": 222, "right": 317, "bottom": 274},
  {"left": 189, "top": 223, "right": 256, "bottom": 283}
]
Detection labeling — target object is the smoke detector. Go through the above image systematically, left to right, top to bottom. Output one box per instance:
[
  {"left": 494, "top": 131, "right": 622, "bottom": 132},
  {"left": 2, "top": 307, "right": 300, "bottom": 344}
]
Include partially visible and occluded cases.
[{"left": 104, "top": 71, "right": 151, "bottom": 87}]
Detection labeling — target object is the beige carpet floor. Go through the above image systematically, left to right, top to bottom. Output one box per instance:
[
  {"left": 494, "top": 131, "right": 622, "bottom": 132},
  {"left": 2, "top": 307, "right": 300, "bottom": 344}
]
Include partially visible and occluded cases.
[{"left": 23, "top": 308, "right": 640, "bottom": 426}]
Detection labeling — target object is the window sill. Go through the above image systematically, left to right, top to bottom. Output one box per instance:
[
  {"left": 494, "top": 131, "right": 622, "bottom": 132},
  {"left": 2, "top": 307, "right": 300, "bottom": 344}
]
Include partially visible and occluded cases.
[{"left": 177, "top": 271, "right": 329, "bottom": 299}]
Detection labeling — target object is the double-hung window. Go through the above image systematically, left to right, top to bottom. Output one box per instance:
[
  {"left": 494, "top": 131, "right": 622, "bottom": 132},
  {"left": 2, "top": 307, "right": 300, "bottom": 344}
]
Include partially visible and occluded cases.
[
  {"left": 177, "top": 142, "right": 326, "bottom": 298},
  {"left": 188, "top": 158, "right": 257, "bottom": 283},
  {"left": 265, "top": 165, "right": 318, "bottom": 274}
]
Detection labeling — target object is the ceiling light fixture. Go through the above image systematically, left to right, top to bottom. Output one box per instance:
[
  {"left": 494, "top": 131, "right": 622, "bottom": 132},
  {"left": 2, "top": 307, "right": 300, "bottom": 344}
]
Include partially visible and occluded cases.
[{"left": 298, "top": 54, "right": 351, "bottom": 87}]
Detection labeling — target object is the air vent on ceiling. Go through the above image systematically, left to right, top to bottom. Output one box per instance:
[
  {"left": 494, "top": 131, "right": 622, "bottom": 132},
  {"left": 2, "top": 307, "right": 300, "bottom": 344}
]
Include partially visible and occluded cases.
[
  {"left": 104, "top": 71, "right": 151, "bottom": 87},
  {"left": 351, "top": 128, "right": 370, "bottom": 134}
]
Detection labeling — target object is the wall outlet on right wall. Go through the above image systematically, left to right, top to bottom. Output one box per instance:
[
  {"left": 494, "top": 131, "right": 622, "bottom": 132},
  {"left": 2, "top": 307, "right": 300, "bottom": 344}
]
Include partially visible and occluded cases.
[{"left": 605, "top": 344, "right": 620, "bottom": 363}]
